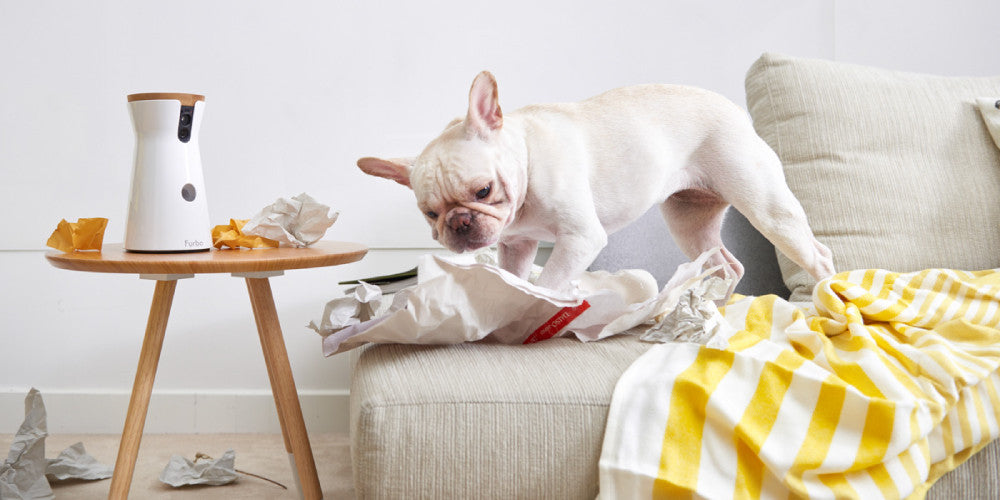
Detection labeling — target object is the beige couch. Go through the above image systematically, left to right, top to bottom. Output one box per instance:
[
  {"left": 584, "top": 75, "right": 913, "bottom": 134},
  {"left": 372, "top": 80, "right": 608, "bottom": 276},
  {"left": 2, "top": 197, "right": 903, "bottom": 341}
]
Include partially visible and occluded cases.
[{"left": 349, "top": 54, "right": 1000, "bottom": 498}]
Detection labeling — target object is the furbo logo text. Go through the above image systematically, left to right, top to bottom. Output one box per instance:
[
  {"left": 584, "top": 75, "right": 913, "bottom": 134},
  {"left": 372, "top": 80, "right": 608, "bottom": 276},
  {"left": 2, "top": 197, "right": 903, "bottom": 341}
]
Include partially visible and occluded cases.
[{"left": 185, "top": 239, "right": 205, "bottom": 247}]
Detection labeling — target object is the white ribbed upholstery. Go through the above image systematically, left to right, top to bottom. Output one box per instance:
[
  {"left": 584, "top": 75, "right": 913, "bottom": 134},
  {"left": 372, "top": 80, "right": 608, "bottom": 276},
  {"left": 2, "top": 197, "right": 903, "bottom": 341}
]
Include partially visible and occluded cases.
[{"left": 350, "top": 334, "right": 652, "bottom": 499}]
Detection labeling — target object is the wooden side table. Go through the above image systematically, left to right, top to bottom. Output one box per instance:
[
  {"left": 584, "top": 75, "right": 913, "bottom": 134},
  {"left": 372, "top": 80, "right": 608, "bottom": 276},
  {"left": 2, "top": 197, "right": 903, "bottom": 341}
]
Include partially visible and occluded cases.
[{"left": 45, "top": 241, "right": 367, "bottom": 500}]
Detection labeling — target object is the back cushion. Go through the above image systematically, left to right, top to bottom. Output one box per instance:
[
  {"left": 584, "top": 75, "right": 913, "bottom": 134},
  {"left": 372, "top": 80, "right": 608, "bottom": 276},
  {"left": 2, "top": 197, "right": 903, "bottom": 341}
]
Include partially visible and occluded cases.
[{"left": 745, "top": 53, "right": 1000, "bottom": 301}]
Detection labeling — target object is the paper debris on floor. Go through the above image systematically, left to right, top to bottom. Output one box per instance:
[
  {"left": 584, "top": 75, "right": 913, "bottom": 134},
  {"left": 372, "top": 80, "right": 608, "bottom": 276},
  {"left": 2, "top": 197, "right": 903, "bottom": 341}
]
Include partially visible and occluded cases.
[
  {"left": 1, "top": 389, "right": 115, "bottom": 499},
  {"left": 1, "top": 389, "right": 51, "bottom": 500},
  {"left": 45, "top": 443, "right": 112, "bottom": 482},
  {"left": 159, "top": 450, "right": 238, "bottom": 487}
]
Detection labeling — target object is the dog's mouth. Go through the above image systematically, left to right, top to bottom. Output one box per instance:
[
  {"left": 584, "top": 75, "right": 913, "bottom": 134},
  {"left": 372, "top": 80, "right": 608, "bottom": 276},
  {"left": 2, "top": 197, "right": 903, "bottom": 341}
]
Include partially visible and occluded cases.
[
  {"left": 432, "top": 204, "right": 507, "bottom": 254},
  {"left": 445, "top": 234, "right": 498, "bottom": 253}
]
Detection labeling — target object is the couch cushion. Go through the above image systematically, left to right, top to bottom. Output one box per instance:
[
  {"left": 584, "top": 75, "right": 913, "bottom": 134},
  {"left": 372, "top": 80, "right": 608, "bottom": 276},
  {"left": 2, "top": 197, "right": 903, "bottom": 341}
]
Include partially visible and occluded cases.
[
  {"left": 745, "top": 53, "right": 1000, "bottom": 301},
  {"left": 350, "top": 334, "right": 652, "bottom": 499}
]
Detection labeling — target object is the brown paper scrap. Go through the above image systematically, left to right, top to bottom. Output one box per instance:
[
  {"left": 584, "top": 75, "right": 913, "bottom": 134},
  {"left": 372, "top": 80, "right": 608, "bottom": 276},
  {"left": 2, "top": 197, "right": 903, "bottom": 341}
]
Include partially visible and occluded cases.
[
  {"left": 45, "top": 218, "right": 108, "bottom": 252},
  {"left": 212, "top": 219, "right": 279, "bottom": 249}
]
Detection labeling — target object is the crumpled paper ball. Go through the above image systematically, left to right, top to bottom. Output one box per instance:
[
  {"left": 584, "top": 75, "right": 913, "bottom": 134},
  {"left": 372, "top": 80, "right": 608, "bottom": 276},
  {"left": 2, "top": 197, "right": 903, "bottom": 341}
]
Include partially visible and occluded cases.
[
  {"left": 242, "top": 193, "right": 339, "bottom": 247},
  {"left": 45, "top": 218, "right": 108, "bottom": 253},
  {"left": 211, "top": 219, "right": 279, "bottom": 249},
  {"left": 639, "top": 275, "right": 733, "bottom": 349},
  {"left": 158, "top": 450, "right": 237, "bottom": 487}
]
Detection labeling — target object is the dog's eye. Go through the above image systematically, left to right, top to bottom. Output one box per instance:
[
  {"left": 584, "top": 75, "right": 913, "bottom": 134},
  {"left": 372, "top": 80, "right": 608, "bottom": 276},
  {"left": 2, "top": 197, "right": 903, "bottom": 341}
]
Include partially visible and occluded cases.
[
  {"left": 475, "top": 184, "right": 491, "bottom": 200},
  {"left": 425, "top": 211, "right": 438, "bottom": 220}
]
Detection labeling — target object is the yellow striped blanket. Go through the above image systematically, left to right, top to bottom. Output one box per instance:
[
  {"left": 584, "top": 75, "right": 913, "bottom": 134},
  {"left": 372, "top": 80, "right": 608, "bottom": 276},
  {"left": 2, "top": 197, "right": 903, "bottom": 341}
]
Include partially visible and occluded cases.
[{"left": 599, "top": 268, "right": 1000, "bottom": 499}]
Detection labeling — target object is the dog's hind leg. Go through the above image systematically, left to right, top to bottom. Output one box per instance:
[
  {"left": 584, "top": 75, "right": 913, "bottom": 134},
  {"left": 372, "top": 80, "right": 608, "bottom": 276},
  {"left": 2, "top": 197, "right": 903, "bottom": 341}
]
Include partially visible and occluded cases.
[
  {"left": 705, "top": 136, "right": 835, "bottom": 282},
  {"left": 660, "top": 191, "right": 744, "bottom": 281}
]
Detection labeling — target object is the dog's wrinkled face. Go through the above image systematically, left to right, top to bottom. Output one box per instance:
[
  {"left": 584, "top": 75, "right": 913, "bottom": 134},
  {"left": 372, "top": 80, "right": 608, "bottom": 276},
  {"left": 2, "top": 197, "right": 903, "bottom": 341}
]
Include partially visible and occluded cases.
[
  {"left": 358, "top": 71, "right": 522, "bottom": 253},
  {"left": 410, "top": 130, "right": 515, "bottom": 252}
]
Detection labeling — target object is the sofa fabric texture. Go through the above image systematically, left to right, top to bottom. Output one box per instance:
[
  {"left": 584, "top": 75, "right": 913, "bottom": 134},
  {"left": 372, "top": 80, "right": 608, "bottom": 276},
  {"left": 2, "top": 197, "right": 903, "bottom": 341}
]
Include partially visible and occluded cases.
[
  {"left": 745, "top": 53, "right": 1000, "bottom": 302},
  {"left": 350, "top": 335, "right": 652, "bottom": 499}
]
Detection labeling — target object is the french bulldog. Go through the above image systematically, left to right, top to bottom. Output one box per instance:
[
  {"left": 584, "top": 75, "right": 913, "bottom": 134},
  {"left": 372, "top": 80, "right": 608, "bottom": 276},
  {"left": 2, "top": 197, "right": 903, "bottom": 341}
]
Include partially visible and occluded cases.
[{"left": 358, "top": 71, "right": 835, "bottom": 291}]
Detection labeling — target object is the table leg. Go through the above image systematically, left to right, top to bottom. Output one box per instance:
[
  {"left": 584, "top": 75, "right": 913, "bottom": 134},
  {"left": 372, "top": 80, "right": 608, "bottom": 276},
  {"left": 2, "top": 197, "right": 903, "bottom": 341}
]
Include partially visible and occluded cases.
[
  {"left": 245, "top": 277, "right": 323, "bottom": 500},
  {"left": 109, "top": 279, "right": 177, "bottom": 500}
]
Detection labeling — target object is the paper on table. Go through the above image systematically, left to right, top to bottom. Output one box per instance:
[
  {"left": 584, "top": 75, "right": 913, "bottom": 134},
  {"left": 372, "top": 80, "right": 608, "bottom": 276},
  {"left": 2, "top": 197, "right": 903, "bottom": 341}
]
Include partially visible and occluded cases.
[
  {"left": 242, "top": 193, "right": 339, "bottom": 247},
  {"left": 45, "top": 218, "right": 108, "bottom": 253},
  {"left": 211, "top": 219, "right": 279, "bottom": 249},
  {"left": 313, "top": 247, "right": 736, "bottom": 355},
  {"left": 0, "top": 389, "right": 52, "bottom": 500},
  {"left": 159, "top": 450, "right": 237, "bottom": 487}
]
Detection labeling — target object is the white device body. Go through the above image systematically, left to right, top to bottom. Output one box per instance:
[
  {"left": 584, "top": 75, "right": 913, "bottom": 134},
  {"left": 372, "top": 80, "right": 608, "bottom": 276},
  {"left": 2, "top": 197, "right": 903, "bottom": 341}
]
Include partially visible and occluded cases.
[{"left": 125, "top": 94, "right": 211, "bottom": 252}]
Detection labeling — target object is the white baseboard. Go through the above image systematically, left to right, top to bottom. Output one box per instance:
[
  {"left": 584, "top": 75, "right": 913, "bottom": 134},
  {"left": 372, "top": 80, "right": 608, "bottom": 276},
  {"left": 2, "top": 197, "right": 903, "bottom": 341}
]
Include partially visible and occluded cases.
[{"left": 0, "top": 390, "right": 350, "bottom": 434}]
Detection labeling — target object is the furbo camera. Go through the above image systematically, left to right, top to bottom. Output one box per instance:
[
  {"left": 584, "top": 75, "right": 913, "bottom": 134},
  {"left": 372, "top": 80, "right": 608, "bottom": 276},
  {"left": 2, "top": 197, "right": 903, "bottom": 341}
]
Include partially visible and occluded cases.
[{"left": 124, "top": 93, "right": 212, "bottom": 252}]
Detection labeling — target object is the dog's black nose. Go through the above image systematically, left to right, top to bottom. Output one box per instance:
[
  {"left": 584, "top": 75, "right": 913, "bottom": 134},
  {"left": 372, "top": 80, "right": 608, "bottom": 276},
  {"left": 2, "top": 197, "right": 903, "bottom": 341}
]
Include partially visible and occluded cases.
[{"left": 449, "top": 212, "right": 473, "bottom": 234}]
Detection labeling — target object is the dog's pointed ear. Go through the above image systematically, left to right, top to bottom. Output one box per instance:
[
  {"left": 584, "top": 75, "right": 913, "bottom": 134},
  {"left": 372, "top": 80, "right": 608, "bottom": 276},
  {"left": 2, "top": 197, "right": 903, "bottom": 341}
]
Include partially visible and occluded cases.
[
  {"left": 466, "top": 71, "right": 503, "bottom": 137},
  {"left": 357, "top": 157, "right": 415, "bottom": 188}
]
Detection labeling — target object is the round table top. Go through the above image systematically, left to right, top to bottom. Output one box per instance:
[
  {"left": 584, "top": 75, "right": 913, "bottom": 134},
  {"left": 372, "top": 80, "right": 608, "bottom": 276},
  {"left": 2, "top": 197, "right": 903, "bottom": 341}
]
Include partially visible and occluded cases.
[{"left": 45, "top": 241, "right": 368, "bottom": 275}]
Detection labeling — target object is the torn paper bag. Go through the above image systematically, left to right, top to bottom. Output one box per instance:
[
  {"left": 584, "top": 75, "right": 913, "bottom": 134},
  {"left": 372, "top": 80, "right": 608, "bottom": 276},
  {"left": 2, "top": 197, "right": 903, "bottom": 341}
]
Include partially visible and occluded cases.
[
  {"left": 242, "top": 193, "right": 338, "bottom": 247},
  {"left": 314, "top": 247, "right": 737, "bottom": 355},
  {"left": 316, "top": 255, "right": 658, "bottom": 355},
  {"left": 1, "top": 389, "right": 51, "bottom": 500},
  {"left": 159, "top": 450, "right": 237, "bottom": 487}
]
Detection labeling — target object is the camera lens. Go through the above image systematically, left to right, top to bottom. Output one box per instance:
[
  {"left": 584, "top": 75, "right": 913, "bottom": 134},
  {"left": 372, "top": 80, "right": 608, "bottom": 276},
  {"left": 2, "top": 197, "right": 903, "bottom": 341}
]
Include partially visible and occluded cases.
[{"left": 177, "top": 105, "right": 195, "bottom": 142}]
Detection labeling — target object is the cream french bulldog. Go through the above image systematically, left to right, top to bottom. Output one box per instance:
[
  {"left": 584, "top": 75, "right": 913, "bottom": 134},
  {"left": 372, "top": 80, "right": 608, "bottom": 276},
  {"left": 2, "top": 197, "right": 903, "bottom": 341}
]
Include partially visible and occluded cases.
[{"left": 358, "top": 72, "right": 835, "bottom": 291}]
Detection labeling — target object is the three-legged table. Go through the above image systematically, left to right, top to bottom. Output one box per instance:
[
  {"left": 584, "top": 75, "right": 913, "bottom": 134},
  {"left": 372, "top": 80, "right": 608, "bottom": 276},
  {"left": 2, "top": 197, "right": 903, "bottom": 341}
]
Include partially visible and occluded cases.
[{"left": 45, "top": 241, "right": 367, "bottom": 499}]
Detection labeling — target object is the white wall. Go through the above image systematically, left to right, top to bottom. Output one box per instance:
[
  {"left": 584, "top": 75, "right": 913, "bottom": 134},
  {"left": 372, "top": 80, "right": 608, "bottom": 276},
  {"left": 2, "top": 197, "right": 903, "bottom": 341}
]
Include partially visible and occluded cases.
[{"left": 2, "top": 0, "right": 998, "bottom": 433}]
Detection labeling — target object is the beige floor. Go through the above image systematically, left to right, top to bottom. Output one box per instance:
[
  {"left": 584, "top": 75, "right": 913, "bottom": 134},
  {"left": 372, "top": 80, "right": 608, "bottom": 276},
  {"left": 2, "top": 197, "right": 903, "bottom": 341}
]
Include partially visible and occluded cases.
[{"left": 1, "top": 433, "right": 354, "bottom": 499}]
